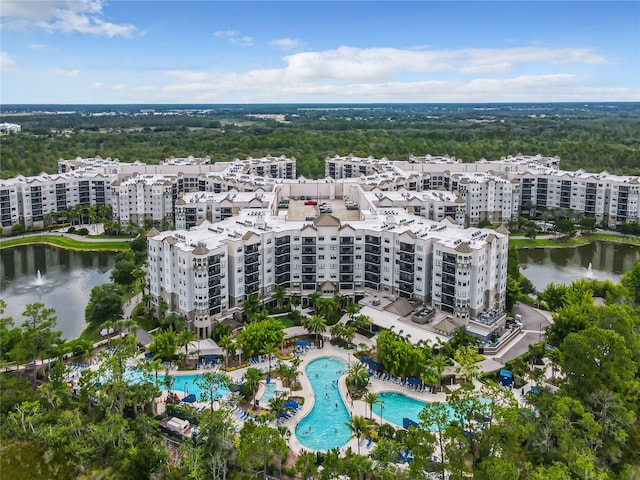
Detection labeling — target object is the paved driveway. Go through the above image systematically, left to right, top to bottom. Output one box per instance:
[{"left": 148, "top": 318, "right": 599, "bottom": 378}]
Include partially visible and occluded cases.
[{"left": 493, "top": 303, "right": 552, "bottom": 365}]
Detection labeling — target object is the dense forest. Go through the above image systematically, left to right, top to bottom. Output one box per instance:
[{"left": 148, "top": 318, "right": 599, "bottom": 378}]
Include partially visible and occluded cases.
[{"left": 1, "top": 103, "right": 639, "bottom": 179}]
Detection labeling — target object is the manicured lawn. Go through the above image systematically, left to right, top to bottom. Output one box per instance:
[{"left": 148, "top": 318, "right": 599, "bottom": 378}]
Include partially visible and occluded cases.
[
  {"left": 510, "top": 233, "right": 640, "bottom": 249},
  {"left": 0, "top": 235, "right": 129, "bottom": 251},
  {"left": 275, "top": 314, "right": 301, "bottom": 328},
  {"left": 80, "top": 321, "right": 106, "bottom": 343}
]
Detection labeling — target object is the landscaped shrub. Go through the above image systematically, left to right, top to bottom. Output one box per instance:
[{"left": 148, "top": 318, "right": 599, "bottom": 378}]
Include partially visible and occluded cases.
[
  {"left": 67, "top": 226, "right": 76, "bottom": 233},
  {"left": 76, "top": 227, "right": 89, "bottom": 235}
]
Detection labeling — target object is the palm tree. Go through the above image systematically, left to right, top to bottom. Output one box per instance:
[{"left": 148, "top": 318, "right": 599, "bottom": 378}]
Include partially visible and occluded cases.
[
  {"left": 273, "top": 285, "right": 286, "bottom": 310},
  {"left": 243, "top": 292, "right": 261, "bottom": 322},
  {"left": 307, "top": 292, "right": 321, "bottom": 311},
  {"left": 289, "top": 294, "right": 301, "bottom": 312},
  {"left": 316, "top": 297, "right": 339, "bottom": 322},
  {"left": 346, "top": 302, "right": 360, "bottom": 322},
  {"left": 302, "top": 314, "right": 327, "bottom": 347},
  {"left": 102, "top": 320, "right": 115, "bottom": 347},
  {"left": 177, "top": 329, "right": 197, "bottom": 365},
  {"left": 218, "top": 335, "right": 235, "bottom": 369},
  {"left": 263, "top": 340, "right": 278, "bottom": 374},
  {"left": 430, "top": 354, "right": 448, "bottom": 392},
  {"left": 148, "top": 357, "right": 163, "bottom": 385},
  {"left": 346, "top": 362, "right": 369, "bottom": 390},
  {"left": 280, "top": 365, "right": 298, "bottom": 388},
  {"left": 244, "top": 367, "right": 263, "bottom": 401},
  {"left": 362, "top": 392, "right": 380, "bottom": 420},
  {"left": 269, "top": 393, "right": 288, "bottom": 423},
  {"left": 345, "top": 415, "right": 371, "bottom": 455}
]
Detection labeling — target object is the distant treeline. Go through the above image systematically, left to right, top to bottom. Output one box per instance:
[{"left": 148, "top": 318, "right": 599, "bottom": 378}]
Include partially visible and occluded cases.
[{"left": 1, "top": 103, "right": 639, "bottom": 179}]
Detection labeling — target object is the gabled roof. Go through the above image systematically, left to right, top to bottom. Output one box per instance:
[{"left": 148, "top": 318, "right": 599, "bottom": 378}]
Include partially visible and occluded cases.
[
  {"left": 313, "top": 214, "right": 341, "bottom": 227},
  {"left": 496, "top": 225, "right": 509, "bottom": 235},
  {"left": 147, "top": 227, "right": 160, "bottom": 237},
  {"left": 242, "top": 231, "right": 259, "bottom": 240},
  {"left": 455, "top": 242, "right": 473, "bottom": 253},
  {"left": 192, "top": 243, "right": 209, "bottom": 255},
  {"left": 319, "top": 281, "right": 336, "bottom": 291},
  {"left": 384, "top": 298, "right": 413, "bottom": 317},
  {"left": 434, "top": 318, "right": 458, "bottom": 335}
]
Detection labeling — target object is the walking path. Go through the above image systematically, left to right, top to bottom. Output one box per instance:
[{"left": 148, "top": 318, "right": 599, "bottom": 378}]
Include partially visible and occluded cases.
[{"left": 2, "top": 223, "right": 133, "bottom": 244}]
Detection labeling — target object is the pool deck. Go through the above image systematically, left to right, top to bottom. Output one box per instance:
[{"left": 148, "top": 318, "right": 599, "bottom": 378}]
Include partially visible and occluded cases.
[{"left": 110, "top": 324, "right": 523, "bottom": 456}]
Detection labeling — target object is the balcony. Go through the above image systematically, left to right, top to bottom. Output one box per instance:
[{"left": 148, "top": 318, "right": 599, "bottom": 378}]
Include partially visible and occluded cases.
[
  {"left": 302, "top": 237, "right": 316, "bottom": 245},
  {"left": 340, "top": 237, "right": 354, "bottom": 245},
  {"left": 399, "top": 242, "right": 414, "bottom": 253},
  {"left": 276, "top": 246, "right": 290, "bottom": 256},
  {"left": 340, "top": 246, "right": 354, "bottom": 255},
  {"left": 302, "top": 247, "right": 316, "bottom": 255},
  {"left": 245, "top": 253, "right": 259, "bottom": 265},
  {"left": 365, "top": 254, "right": 380, "bottom": 264},
  {"left": 302, "top": 256, "right": 315, "bottom": 264},
  {"left": 245, "top": 264, "right": 259, "bottom": 275},
  {"left": 364, "top": 264, "right": 380, "bottom": 274},
  {"left": 339, "top": 265, "right": 353, "bottom": 274},
  {"left": 364, "top": 273, "right": 380, "bottom": 283},
  {"left": 442, "top": 273, "right": 456, "bottom": 286}
]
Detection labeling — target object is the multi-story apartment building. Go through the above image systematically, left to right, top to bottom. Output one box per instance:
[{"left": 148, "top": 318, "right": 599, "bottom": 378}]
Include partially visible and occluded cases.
[
  {"left": 1, "top": 152, "right": 638, "bottom": 233},
  {"left": 0, "top": 155, "right": 295, "bottom": 232},
  {"left": 148, "top": 208, "right": 509, "bottom": 339}
]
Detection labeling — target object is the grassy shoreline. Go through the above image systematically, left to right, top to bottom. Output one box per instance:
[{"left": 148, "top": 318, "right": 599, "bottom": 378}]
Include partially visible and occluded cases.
[
  {"left": 510, "top": 233, "right": 640, "bottom": 249},
  {"left": 0, "top": 235, "right": 130, "bottom": 251}
]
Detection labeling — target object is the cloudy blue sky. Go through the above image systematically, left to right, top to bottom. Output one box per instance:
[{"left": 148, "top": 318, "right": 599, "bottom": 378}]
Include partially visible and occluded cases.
[{"left": 1, "top": 1, "right": 638, "bottom": 104}]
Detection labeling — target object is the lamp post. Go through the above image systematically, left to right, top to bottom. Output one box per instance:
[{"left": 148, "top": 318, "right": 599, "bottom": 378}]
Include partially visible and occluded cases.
[{"left": 379, "top": 401, "right": 384, "bottom": 426}]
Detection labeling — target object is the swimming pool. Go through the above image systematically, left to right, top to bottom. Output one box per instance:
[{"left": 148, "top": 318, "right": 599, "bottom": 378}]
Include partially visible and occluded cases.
[
  {"left": 295, "top": 357, "right": 351, "bottom": 451},
  {"left": 126, "top": 369, "right": 230, "bottom": 401},
  {"left": 162, "top": 374, "right": 230, "bottom": 400},
  {"left": 260, "top": 382, "right": 281, "bottom": 406},
  {"left": 377, "top": 391, "right": 489, "bottom": 430}
]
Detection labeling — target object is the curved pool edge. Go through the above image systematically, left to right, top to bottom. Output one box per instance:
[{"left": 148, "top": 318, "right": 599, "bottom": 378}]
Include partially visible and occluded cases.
[{"left": 290, "top": 355, "right": 350, "bottom": 453}]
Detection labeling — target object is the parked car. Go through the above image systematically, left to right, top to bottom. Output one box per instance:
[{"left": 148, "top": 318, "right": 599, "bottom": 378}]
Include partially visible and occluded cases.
[
  {"left": 304, "top": 200, "right": 317, "bottom": 205},
  {"left": 305, "top": 216, "right": 315, "bottom": 221}
]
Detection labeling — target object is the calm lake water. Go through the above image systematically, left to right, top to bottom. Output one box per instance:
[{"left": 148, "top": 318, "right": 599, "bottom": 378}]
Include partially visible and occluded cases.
[
  {"left": 519, "top": 242, "right": 640, "bottom": 291},
  {"left": 0, "top": 245, "right": 117, "bottom": 340}
]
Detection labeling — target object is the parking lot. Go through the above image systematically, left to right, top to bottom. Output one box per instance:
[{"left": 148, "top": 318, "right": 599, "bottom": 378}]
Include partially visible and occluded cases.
[{"left": 282, "top": 198, "right": 361, "bottom": 222}]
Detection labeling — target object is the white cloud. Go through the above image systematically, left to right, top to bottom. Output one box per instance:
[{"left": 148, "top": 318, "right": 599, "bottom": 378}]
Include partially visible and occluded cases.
[
  {"left": 1, "top": 0, "right": 136, "bottom": 38},
  {"left": 213, "top": 29, "right": 252, "bottom": 47},
  {"left": 213, "top": 30, "right": 239, "bottom": 39},
  {"left": 270, "top": 37, "right": 303, "bottom": 51},
  {"left": 25, "top": 43, "right": 48, "bottom": 50},
  {"left": 161, "top": 45, "right": 613, "bottom": 99},
  {"left": 279, "top": 46, "right": 608, "bottom": 82},
  {"left": 1, "top": 53, "right": 19, "bottom": 73},
  {"left": 51, "top": 68, "right": 80, "bottom": 77},
  {"left": 90, "top": 81, "right": 156, "bottom": 92}
]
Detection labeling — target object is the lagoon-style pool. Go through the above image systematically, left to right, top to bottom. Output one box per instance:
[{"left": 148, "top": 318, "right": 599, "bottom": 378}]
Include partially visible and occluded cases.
[{"left": 295, "top": 357, "right": 351, "bottom": 451}]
